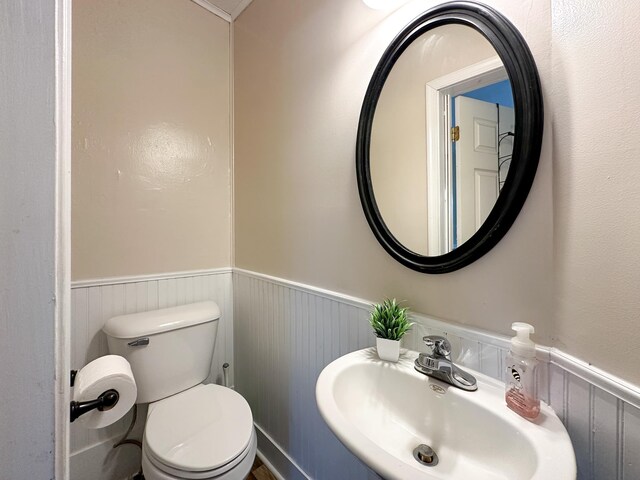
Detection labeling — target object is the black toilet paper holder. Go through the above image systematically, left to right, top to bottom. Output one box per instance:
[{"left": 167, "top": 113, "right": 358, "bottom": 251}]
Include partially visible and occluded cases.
[{"left": 69, "top": 369, "right": 120, "bottom": 423}]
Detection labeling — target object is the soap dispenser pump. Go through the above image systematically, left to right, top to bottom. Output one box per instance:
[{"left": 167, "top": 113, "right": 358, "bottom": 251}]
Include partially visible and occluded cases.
[{"left": 505, "top": 322, "right": 540, "bottom": 419}]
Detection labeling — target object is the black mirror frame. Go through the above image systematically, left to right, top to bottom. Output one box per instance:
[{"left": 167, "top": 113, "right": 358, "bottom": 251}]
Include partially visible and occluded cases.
[{"left": 356, "top": 1, "right": 543, "bottom": 274}]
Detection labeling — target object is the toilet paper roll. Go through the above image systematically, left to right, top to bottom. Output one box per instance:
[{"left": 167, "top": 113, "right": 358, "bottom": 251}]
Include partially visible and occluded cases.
[{"left": 73, "top": 355, "right": 137, "bottom": 429}]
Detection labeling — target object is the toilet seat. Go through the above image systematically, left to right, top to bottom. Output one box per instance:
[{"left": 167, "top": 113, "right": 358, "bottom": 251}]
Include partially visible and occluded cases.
[
  {"left": 143, "top": 384, "right": 254, "bottom": 479},
  {"left": 143, "top": 429, "right": 257, "bottom": 480},
  {"left": 141, "top": 431, "right": 257, "bottom": 480}
]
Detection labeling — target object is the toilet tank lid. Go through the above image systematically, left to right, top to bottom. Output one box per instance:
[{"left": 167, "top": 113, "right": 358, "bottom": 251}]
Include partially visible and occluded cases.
[{"left": 103, "top": 301, "right": 220, "bottom": 339}]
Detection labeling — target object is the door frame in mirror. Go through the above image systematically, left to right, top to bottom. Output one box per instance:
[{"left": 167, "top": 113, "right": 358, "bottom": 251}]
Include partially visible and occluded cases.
[
  {"left": 356, "top": 1, "right": 543, "bottom": 274},
  {"left": 425, "top": 55, "right": 508, "bottom": 256}
]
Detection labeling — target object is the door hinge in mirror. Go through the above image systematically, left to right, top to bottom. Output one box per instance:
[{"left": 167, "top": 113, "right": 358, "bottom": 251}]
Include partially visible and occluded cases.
[{"left": 451, "top": 126, "right": 460, "bottom": 142}]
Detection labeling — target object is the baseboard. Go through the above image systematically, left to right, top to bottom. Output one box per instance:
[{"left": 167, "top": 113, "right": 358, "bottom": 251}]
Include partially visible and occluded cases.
[
  {"left": 254, "top": 424, "right": 310, "bottom": 480},
  {"left": 255, "top": 450, "right": 285, "bottom": 480}
]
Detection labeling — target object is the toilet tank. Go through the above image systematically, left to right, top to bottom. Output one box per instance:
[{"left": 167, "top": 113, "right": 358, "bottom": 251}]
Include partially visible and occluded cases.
[{"left": 103, "top": 301, "right": 220, "bottom": 403}]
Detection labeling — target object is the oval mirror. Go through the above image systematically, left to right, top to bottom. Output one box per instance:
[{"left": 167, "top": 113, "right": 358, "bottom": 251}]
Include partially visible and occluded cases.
[{"left": 356, "top": 2, "right": 543, "bottom": 273}]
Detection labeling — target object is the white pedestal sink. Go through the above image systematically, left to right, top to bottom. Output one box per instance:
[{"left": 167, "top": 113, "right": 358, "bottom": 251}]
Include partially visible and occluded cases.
[{"left": 316, "top": 348, "right": 576, "bottom": 480}]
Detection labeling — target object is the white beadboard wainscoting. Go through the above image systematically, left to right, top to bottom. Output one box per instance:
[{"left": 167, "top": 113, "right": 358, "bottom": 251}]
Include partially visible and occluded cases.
[
  {"left": 69, "top": 269, "right": 233, "bottom": 480},
  {"left": 233, "top": 269, "right": 640, "bottom": 480}
]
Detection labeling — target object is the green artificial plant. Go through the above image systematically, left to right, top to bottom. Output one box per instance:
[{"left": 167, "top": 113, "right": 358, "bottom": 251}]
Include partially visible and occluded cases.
[{"left": 369, "top": 298, "right": 414, "bottom": 341}]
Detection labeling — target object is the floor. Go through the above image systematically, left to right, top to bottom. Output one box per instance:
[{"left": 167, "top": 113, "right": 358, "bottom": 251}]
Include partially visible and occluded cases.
[{"left": 246, "top": 456, "right": 278, "bottom": 480}]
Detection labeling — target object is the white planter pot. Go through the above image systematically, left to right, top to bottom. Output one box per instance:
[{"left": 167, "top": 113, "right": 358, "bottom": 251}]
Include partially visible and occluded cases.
[{"left": 376, "top": 337, "right": 400, "bottom": 362}]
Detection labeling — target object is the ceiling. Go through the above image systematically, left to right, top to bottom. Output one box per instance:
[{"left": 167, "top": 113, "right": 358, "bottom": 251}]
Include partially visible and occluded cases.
[{"left": 195, "top": 0, "right": 253, "bottom": 20}]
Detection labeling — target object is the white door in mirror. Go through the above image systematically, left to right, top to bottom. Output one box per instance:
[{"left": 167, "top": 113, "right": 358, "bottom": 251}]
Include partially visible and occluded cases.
[{"left": 456, "top": 96, "right": 506, "bottom": 245}]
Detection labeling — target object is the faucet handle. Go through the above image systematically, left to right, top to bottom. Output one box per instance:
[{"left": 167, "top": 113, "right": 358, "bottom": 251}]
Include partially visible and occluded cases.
[{"left": 423, "top": 335, "right": 451, "bottom": 358}]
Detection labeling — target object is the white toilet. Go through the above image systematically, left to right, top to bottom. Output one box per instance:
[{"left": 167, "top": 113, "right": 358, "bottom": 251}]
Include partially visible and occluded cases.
[{"left": 103, "top": 301, "right": 256, "bottom": 480}]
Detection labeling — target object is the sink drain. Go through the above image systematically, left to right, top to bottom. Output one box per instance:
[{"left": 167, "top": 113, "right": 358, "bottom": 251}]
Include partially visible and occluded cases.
[{"left": 413, "top": 444, "right": 439, "bottom": 467}]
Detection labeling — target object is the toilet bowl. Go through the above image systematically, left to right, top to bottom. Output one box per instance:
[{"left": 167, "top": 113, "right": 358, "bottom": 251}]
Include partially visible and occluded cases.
[{"left": 103, "top": 302, "right": 255, "bottom": 480}]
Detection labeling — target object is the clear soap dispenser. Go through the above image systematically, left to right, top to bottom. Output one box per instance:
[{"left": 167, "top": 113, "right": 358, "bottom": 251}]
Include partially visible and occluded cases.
[{"left": 505, "top": 322, "right": 540, "bottom": 419}]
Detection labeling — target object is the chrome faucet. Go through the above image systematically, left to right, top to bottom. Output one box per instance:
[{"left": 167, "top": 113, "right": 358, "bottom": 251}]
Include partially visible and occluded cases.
[{"left": 414, "top": 336, "right": 477, "bottom": 391}]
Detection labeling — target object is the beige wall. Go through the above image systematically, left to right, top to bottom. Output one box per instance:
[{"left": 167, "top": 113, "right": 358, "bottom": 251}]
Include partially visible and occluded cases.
[
  {"left": 72, "top": 0, "right": 231, "bottom": 280},
  {"left": 235, "top": 0, "right": 554, "bottom": 342},
  {"left": 235, "top": 0, "right": 640, "bottom": 385},
  {"left": 551, "top": 0, "right": 640, "bottom": 382},
  {"left": 371, "top": 24, "right": 497, "bottom": 254}
]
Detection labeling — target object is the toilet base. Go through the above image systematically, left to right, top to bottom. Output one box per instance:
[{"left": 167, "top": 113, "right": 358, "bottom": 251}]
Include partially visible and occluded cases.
[{"left": 141, "top": 427, "right": 257, "bottom": 480}]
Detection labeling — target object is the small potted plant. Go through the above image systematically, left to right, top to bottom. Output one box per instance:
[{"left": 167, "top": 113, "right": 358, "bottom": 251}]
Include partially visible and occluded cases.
[{"left": 370, "top": 298, "right": 413, "bottom": 362}]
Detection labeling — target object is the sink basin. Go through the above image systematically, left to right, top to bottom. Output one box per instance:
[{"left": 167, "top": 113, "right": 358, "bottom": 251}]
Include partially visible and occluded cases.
[{"left": 316, "top": 348, "right": 576, "bottom": 480}]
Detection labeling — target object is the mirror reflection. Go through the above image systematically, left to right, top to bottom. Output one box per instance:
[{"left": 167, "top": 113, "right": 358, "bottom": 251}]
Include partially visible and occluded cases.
[{"left": 370, "top": 24, "right": 515, "bottom": 256}]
